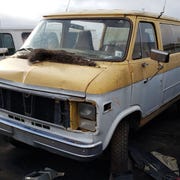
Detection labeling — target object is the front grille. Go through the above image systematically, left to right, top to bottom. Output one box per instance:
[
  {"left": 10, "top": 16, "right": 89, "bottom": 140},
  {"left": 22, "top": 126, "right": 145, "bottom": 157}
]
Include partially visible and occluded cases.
[{"left": 0, "top": 88, "right": 70, "bottom": 128}]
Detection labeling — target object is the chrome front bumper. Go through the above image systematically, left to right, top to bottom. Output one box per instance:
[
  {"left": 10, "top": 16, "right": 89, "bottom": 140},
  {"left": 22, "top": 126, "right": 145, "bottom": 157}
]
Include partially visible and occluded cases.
[{"left": 0, "top": 117, "right": 102, "bottom": 161}]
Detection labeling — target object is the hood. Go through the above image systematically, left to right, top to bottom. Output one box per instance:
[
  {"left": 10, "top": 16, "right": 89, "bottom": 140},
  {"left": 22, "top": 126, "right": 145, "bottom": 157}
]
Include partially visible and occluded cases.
[{"left": 0, "top": 58, "right": 106, "bottom": 96}]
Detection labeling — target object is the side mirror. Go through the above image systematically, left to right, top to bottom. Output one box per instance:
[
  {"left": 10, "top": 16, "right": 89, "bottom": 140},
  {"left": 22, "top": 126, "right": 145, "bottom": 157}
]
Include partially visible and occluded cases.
[
  {"left": 0, "top": 48, "right": 8, "bottom": 55},
  {"left": 150, "top": 49, "right": 169, "bottom": 63}
]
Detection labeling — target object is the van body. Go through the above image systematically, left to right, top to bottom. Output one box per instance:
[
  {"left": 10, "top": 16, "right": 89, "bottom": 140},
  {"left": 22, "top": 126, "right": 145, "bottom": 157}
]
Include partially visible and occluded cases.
[
  {"left": 0, "top": 10, "right": 179, "bottom": 174},
  {"left": 0, "top": 15, "right": 36, "bottom": 57}
]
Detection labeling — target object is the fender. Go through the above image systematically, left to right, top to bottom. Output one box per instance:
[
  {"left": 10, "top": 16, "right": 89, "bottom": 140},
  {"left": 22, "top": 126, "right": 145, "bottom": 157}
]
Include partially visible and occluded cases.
[{"left": 103, "top": 105, "right": 142, "bottom": 150}]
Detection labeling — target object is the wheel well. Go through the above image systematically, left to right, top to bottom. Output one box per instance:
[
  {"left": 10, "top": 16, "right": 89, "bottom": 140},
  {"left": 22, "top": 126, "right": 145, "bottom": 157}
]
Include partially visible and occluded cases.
[
  {"left": 103, "top": 110, "right": 142, "bottom": 151},
  {"left": 122, "top": 110, "right": 141, "bottom": 132},
  {"left": 103, "top": 111, "right": 142, "bottom": 162}
]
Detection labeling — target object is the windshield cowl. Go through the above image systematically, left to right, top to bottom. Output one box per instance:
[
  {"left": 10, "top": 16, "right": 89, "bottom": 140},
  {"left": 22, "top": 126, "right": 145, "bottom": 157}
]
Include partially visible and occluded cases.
[{"left": 14, "top": 49, "right": 96, "bottom": 66}]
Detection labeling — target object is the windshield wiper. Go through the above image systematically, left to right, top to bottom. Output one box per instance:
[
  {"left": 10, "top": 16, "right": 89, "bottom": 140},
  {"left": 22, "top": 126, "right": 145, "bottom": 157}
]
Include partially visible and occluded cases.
[
  {"left": 14, "top": 48, "right": 33, "bottom": 59},
  {"left": 17, "top": 48, "right": 33, "bottom": 52}
]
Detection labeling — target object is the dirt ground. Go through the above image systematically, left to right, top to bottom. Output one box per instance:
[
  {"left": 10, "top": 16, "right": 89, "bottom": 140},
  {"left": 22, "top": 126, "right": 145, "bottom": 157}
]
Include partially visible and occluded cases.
[{"left": 0, "top": 104, "right": 179, "bottom": 180}]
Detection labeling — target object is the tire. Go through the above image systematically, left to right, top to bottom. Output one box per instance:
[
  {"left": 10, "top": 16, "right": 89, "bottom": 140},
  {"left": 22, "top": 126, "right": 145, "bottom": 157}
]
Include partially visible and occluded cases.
[{"left": 110, "top": 120, "right": 130, "bottom": 177}]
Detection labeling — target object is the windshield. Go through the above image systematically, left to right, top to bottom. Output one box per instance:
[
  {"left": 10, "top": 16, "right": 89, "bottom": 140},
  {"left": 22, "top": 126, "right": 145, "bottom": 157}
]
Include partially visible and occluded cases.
[{"left": 22, "top": 18, "right": 131, "bottom": 61}]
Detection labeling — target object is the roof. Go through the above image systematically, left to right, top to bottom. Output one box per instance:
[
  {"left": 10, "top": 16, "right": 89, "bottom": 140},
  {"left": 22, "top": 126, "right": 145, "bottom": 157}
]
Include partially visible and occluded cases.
[{"left": 43, "top": 9, "right": 180, "bottom": 22}]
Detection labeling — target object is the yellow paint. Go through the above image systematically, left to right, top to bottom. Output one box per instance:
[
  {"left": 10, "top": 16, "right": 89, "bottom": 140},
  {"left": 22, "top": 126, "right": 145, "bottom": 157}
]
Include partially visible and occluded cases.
[
  {"left": 44, "top": 10, "right": 180, "bottom": 22},
  {"left": 127, "top": 16, "right": 180, "bottom": 85},
  {"left": 165, "top": 53, "right": 180, "bottom": 71},
  {"left": 0, "top": 54, "right": 179, "bottom": 96},
  {"left": 0, "top": 58, "right": 106, "bottom": 93},
  {"left": 129, "top": 58, "right": 166, "bottom": 83},
  {"left": 86, "top": 61, "right": 131, "bottom": 94},
  {"left": 69, "top": 101, "right": 79, "bottom": 130}
]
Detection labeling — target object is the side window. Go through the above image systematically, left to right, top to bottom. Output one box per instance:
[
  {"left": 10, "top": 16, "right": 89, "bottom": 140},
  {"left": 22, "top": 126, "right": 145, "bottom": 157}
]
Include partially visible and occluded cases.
[
  {"left": 133, "top": 22, "right": 157, "bottom": 59},
  {"left": 160, "top": 24, "right": 180, "bottom": 53},
  {"left": 22, "top": 32, "right": 31, "bottom": 42},
  {"left": 0, "top": 33, "right": 15, "bottom": 55}
]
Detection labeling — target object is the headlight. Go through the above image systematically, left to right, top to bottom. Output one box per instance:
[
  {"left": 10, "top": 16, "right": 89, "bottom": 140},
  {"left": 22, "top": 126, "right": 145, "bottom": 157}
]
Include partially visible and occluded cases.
[
  {"left": 78, "top": 103, "right": 96, "bottom": 131},
  {"left": 78, "top": 103, "right": 95, "bottom": 121}
]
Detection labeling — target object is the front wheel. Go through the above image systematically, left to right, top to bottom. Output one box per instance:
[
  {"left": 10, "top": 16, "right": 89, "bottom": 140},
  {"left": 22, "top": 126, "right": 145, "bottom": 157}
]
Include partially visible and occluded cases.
[{"left": 110, "top": 120, "right": 130, "bottom": 178}]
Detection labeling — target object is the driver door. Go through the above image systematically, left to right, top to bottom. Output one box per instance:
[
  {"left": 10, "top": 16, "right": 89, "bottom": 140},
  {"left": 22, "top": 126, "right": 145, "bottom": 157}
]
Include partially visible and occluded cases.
[{"left": 130, "top": 20, "right": 164, "bottom": 117}]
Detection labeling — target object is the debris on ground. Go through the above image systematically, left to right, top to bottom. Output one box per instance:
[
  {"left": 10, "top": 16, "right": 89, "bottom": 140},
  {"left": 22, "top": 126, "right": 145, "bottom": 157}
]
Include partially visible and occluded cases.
[
  {"left": 129, "top": 145, "right": 180, "bottom": 180},
  {"left": 151, "top": 151, "right": 179, "bottom": 176},
  {"left": 24, "top": 167, "right": 64, "bottom": 180}
]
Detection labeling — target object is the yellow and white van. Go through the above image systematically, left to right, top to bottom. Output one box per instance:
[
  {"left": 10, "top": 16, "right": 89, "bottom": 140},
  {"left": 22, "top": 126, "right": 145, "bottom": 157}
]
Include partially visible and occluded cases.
[{"left": 0, "top": 10, "right": 179, "bottom": 176}]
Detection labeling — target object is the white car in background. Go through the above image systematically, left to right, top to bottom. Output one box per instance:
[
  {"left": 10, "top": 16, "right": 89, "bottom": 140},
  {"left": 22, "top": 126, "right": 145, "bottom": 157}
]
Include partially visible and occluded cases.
[{"left": 0, "top": 14, "right": 36, "bottom": 57}]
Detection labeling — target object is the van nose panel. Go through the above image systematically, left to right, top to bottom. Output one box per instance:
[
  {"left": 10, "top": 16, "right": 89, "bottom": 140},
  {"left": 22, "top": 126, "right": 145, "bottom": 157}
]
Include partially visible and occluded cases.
[{"left": 0, "top": 58, "right": 105, "bottom": 93}]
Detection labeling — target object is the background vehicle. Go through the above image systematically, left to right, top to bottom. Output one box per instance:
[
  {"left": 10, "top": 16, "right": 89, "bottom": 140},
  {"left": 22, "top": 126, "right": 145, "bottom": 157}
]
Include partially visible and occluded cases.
[{"left": 0, "top": 15, "right": 36, "bottom": 57}]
